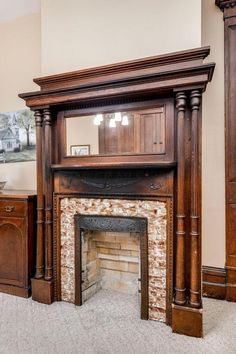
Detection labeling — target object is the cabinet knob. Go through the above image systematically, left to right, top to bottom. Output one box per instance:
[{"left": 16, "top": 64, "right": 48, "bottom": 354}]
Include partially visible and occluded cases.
[{"left": 4, "top": 206, "right": 15, "bottom": 212}]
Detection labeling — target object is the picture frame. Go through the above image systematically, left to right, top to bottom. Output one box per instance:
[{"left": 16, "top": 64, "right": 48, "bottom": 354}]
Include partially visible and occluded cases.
[
  {"left": 0, "top": 109, "right": 36, "bottom": 163},
  {"left": 70, "top": 144, "right": 90, "bottom": 156}
]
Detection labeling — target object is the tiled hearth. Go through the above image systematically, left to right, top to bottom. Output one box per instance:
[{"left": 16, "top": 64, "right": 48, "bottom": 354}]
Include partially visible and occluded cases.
[{"left": 60, "top": 197, "right": 167, "bottom": 322}]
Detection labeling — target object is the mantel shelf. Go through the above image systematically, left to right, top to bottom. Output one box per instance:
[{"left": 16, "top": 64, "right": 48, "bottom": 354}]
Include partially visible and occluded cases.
[{"left": 51, "top": 161, "right": 177, "bottom": 171}]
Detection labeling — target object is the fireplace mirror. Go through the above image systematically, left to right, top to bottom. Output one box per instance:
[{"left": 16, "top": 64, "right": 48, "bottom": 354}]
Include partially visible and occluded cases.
[{"left": 65, "top": 106, "right": 167, "bottom": 157}]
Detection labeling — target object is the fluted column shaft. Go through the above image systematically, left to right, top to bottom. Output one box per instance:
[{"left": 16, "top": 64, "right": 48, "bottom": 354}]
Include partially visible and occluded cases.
[
  {"left": 189, "top": 90, "right": 201, "bottom": 308},
  {"left": 174, "top": 92, "right": 187, "bottom": 305},
  {"left": 43, "top": 109, "right": 53, "bottom": 281},
  {"left": 34, "top": 110, "right": 45, "bottom": 279}
]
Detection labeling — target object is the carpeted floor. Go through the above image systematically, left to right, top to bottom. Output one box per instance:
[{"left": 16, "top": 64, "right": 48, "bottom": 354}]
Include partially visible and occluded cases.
[{"left": 0, "top": 289, "right": 235, "bottom": 354}]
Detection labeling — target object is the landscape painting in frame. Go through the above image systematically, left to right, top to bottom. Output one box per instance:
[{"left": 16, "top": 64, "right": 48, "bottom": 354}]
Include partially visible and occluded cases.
[{"left": 0, "top": 109, "right": 36, "bottom": 163}]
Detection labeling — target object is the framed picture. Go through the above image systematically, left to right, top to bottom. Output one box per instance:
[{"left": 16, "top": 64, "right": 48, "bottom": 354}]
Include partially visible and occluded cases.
[
  {"left": 0, "top": 109, "right": 36, "bottom": 164},
  {"left": 70, "top": 144, "right": 90, "bottom": 156}
]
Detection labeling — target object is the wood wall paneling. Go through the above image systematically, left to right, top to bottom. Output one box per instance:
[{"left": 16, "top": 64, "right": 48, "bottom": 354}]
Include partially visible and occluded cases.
[
  {"left": 216, "top": 0, "right": 236, "bottom": 302},
  {"left": 202, "top": 266, "right": 226, "bottom": 300}
]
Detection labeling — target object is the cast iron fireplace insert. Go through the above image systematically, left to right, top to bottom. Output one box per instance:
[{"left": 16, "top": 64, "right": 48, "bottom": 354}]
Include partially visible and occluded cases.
[{"left": 74, "top": 214, "right": 149, "bottom": 320}]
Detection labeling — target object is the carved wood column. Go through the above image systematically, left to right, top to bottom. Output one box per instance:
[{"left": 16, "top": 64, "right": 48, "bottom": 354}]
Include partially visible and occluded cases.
[
  {"left": 216, "top": 0, "right": 236, "bottom": 302},
  {"left": 172, "top": 89, "right": 203, "bottom": 338},
  {"left": 189, "top": 90, "right": 201, "bottom": 308},
  {"left": 174, "top": 92, "right": 187, "bottom": 306},
  {"left": 43, "top": 108, "right": 53, "bottom": 281},
  {"left": 34, "top": 110, "right": 44, "bottom": 279}
]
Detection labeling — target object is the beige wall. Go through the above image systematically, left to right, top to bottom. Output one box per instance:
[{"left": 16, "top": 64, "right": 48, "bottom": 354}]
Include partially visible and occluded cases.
[
  {"left": 41, "top": 0, "right": 201, "bottom": 75},
  {"left": 202, "top": 0, "right": 225, "bottom": 267},
  {"left": 0, "top": 12, "right": 41, "bottom": 190}
]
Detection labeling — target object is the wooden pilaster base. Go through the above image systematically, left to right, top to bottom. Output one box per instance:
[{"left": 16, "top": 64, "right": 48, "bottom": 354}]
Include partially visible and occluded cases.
[
  {"left": 226, "top": 267, "right": 236, "bottom": 301},
  {"left": 31, "top": 278, "right": 54, "bottom": 304},
  {"left": 172, "top": 304, "right": 203, "bottom": 338}
]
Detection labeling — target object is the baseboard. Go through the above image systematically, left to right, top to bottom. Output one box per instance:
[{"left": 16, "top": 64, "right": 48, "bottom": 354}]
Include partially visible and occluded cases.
[{"left": 202, "top": 266, "right": 226, "bottom": 300}]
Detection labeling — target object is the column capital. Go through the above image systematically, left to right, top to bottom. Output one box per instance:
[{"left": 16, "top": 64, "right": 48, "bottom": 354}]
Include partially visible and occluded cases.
[
  {"left": 216, "top": 0, "right": 236, "bottom": 11},
  {"left": 190, "top": 90, "right": 201, "bottom": 111},
  {"left": 176, "top": 92, "right": 187, "bottom": 113},
  {"left": 43, "top": 108, "right": 52, "bottom": 126},
  {"left": 35, "top": 110, "right": 43, "bottom": 127}
]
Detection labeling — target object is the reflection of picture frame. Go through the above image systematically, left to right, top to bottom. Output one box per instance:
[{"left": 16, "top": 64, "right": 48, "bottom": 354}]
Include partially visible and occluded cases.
[{"left": 70, "top": 144, "right": 90, "bottom": 156}]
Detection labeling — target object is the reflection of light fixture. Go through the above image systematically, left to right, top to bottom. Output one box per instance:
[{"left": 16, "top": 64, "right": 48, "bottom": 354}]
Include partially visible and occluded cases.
[
  {"left": 114, "top": 112, "right": 122, "bottom": 122},
  {"left": 94, "top": 114, "right": 103, "bottom": 125},
  {"left": 122, "top": 115, "right": 129, "bottom": 126},
  {"left": 109, "top": 118, "right": 116, "bottom": 128}
]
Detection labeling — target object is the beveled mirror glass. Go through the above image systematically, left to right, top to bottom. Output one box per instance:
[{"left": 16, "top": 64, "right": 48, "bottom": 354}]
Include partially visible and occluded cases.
[{"left": 66, "top": 107, "right": 166, "bottom": 157}]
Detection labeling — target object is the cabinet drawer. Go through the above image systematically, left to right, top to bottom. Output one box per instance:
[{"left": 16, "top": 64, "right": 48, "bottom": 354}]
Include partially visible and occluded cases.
[{"left": 0, "top": 200, "right": 26, "bottom": 217}]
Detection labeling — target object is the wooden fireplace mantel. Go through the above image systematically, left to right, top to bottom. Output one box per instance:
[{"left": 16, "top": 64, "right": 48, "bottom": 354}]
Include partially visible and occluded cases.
[
  {"left": 19, "top": 47, "right": 215, "bottom": 338},
  {"left": 19, "top": 47, "right": 214, "bottom": 109}
]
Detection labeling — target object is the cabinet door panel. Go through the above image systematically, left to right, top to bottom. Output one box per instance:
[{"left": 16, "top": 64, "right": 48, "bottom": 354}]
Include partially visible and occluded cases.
[
  {"left": 138, "top": 110, "right": 165, "bottom": 154},
  {"left": 0, "top": 218, "right": 25, "bottom": 287}
]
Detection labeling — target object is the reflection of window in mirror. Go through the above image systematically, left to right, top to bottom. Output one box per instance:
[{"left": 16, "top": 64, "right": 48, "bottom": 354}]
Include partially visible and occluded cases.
[{"left": 66, "top": 107, "right": 166, "bottom": 157}]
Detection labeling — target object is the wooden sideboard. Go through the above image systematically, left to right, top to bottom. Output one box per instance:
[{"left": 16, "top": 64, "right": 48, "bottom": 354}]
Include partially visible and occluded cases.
[{"left": 0, "top": 190, "right": 36, "bottom": 297}]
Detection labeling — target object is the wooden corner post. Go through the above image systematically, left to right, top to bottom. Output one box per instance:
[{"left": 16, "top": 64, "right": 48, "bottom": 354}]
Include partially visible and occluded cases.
[
  {"left": 172, "top": 90, "right": 203, "bottom": 338},
  {"left": 31, "top": 108, "right": 54, "bottom": 304}
]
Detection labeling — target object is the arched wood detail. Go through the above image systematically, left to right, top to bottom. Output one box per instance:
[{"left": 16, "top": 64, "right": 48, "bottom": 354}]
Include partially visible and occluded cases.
[{"left": 0, "top": 222, "right": 23, "bottom": 284}]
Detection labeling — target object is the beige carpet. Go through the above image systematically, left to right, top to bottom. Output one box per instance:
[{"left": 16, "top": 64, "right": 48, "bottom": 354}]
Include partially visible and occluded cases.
[{"left": 0, "top": 289, "right": 235, "bottom": 354}]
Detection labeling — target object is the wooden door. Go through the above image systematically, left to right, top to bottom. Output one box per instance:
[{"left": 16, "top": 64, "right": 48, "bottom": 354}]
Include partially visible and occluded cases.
[{"left": 134, "top": 108, "right": 165, "bottom": 154}]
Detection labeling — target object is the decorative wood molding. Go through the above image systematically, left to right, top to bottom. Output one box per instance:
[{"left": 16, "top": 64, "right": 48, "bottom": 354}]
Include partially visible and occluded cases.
[
  {"left": 19, "top": 47, "right": 215, "bottom": 109},
  {"left": 33, "top": 47, "right": 211, "bottom": 91},
  {"left": 54, "top": 169, "right": 174, "bottom": 197},
  {"left": 202, "top": 266, "right": 226, "bottom": 300}
]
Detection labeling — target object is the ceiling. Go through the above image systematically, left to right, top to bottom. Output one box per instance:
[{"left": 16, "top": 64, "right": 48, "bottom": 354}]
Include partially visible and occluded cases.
[{"left": 0, "top": 0, "right": 40, "bottom": 24}]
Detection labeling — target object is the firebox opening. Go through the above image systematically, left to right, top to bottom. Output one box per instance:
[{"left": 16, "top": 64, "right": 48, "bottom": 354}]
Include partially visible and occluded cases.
[{"left": 81, "top": 231, "right": 140, "bottom": 303}]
